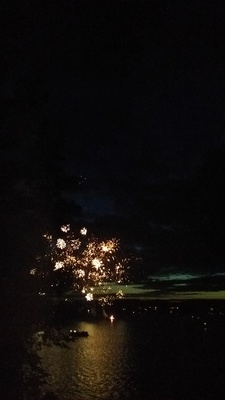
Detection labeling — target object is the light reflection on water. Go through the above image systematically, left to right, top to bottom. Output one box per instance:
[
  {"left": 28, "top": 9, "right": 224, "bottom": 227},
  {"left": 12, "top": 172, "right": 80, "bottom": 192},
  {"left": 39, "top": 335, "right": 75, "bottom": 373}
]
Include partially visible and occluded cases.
[
  {"left": 40, "top": 316, "right": 225, "bottom": 400},
  {"left": 41, "top": 320, "right": 136, "bottom": 400}
]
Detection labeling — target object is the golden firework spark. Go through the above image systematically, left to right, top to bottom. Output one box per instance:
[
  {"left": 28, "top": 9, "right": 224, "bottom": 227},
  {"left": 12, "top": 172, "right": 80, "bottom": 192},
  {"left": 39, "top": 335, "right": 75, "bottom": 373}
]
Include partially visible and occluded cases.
[
  {"left": 61, "top": 224, "right": 70, "bottom": 233},
  {"left": 80, "top": 227, "right": 87, "bottom": 235},
  {"left": 43, "top": 233, "right": 52, "bottom": 240},
  {"left": 56, "top": 238, "right": 66, "bottom": 249},
  {"left": 70, "top": 239, "right": 81, "bottom": 249},
  {"left": 92, "top": 258, "right": 103, "bottom": 270},
  {"left": 54, "top": 261, "right": 64, "bottom": 271},
  {"left": 30, "top": 268, "right": 37, "bottom": 275},
  {"left": 85, "top": 293, "right": 93, "bottom": 301}
]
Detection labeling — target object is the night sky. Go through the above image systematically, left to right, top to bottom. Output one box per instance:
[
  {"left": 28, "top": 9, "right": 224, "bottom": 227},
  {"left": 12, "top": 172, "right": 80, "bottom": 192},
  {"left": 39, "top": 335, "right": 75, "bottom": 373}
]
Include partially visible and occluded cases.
[{"left": 1, "top": 1, "right": 225, "bottom": 275}]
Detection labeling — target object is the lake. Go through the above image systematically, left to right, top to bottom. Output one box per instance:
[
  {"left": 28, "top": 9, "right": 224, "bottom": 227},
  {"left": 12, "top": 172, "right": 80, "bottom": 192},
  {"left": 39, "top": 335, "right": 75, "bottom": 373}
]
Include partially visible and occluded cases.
[{"left": 40, "top": 303, "right": 225, "bottom": 400}]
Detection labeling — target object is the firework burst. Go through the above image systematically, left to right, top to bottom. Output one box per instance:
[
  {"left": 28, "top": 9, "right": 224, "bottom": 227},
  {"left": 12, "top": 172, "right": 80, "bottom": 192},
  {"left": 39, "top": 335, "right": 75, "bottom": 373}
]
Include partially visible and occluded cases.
[{"left": 37, "top": 225, "right": 140, "bottom": 303}]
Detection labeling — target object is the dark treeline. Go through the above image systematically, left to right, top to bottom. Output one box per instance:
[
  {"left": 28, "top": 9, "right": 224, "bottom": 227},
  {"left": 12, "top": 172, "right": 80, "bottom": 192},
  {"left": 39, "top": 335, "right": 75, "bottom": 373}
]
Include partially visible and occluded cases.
[{"left": 0, "top": 126, "right": 80, "bottom": 399}]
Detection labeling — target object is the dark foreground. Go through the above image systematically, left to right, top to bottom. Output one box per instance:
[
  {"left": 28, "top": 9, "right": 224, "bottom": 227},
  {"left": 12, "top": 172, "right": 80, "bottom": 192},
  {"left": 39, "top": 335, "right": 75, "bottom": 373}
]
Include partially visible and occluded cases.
[
  {"left": 1, "top": 297, "right": 225, "bottom": 400},
  {"left": 39, "top": 299, "right": 225, "bottom": 400}
]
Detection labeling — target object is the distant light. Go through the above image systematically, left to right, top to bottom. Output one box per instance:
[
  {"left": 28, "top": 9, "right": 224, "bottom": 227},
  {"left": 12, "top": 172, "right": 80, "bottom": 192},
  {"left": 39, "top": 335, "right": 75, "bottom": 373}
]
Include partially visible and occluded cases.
[{"left": 109, "top": 315, "right": 115, "bottom": 322}]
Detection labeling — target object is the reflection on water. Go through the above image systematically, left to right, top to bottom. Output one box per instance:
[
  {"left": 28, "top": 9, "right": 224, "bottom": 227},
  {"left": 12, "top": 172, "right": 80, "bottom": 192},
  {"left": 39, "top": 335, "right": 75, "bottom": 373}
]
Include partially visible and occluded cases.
[
  {"left": 40, "top": 315, "right": 225, "bottom": 400},
  {"left": 41, "top": 320, "right": 136, "bottom": 400}
]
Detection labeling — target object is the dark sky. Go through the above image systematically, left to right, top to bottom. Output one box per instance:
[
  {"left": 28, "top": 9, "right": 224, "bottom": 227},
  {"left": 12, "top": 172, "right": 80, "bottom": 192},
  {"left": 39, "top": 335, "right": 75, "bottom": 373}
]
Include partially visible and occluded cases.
[{"left": 1, "top": 0, "right": 225, "bottom": 273}]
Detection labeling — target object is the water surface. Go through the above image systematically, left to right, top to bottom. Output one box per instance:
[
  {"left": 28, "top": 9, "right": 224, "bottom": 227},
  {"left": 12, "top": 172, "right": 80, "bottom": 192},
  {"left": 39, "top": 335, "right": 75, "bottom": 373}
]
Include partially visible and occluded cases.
[{"left": 40, "top": 313, "right": 225, "bottom": 400}]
